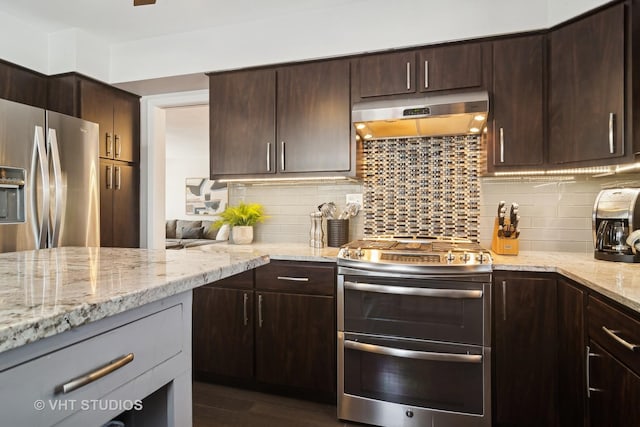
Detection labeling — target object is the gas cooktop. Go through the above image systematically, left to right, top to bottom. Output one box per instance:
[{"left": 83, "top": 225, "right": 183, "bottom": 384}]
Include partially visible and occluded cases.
[{"left": 337, "top": 237, "right": 492, "bottom": 271}]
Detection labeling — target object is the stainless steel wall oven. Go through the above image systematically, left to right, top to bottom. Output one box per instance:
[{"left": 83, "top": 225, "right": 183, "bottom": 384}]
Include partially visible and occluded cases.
[{"left": 337, "top": 238, "right": 492, "bottom": 427}]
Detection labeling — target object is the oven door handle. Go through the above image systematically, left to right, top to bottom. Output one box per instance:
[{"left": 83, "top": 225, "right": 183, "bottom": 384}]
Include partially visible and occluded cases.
[
  {"left": 344, "top": 281, "right": 483, "bottom": 299},
  {"left": 344, "top": 339, "right": 482, "bottom": 364}
]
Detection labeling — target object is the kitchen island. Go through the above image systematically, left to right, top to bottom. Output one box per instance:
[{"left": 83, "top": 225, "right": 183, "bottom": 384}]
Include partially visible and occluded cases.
[{"left": 0, "top": 246, "right": 269, "bottom": 427}]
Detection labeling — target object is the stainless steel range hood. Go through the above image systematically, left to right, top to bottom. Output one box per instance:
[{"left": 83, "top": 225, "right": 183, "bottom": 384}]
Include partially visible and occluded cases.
[{"left": 352, "top": 90, "right": 489, "bottom": 140}]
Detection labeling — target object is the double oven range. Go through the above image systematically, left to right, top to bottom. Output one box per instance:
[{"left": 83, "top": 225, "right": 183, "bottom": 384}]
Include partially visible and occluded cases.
[{"left": 337, "top": 237, "right": 492, "bottom": 427}]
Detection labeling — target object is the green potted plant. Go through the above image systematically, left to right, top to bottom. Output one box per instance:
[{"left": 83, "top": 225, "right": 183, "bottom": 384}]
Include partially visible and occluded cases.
[{"left": 215, "top": 202, "right": 267, "bottom": 244}]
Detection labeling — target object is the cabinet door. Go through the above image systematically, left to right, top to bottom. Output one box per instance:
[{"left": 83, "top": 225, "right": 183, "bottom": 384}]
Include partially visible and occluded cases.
[
  {"left": 549, "top": 4, "right": 624, "bottom": 164},
  {"left": 491, "top": 35, "right": 544, "bottom": 170},
  {"left": 417, "top": 42, "right": 483, "bottom": 92},
  {"left": 356, "top": 51, "right": 416, "bottom": 98},
  {"left": 277, "top": 60, "right": 351, "bottom": 173},
  {"left": 209, "top": 69, "right": 276, "bottom": 176},
  {"left": 80, "top": 80, "right": 115, "bottom": 159},
  {"left": 113, "top": 93, "right": 139, "bottom": 163},
  {"left": 99, "top": 161, "right": 114, "bottom": 247},
  {"left": 111, "top": 163, "right": 139, "bottom": 248},
  {"left": 493, "top": 273, "right": 558, "bottom": 427},
  {"left": 557, "top": 278, "right": 587, "bottom": 427},
  {"left": 193, "top": 286, "right": 254, "bottom": 381},
  {"left": 255, "top": 291, "right": 335, "bottom": 394},
  {"left": 588, "top": 341, "right": 640, "bottom": 427}
]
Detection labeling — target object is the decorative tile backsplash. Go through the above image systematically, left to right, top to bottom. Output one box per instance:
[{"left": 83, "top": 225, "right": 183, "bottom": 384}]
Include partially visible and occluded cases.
[{"left": 361, "top": 135, "right": 481, "bottom": 241}]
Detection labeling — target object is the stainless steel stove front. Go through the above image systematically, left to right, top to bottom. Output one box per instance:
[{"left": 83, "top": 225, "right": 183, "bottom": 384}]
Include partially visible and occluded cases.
[{"left": 337, "top": 264, "right": 492, "bottom": 427}]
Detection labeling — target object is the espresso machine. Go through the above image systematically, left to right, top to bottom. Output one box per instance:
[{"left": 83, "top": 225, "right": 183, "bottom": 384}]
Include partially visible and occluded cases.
[{"left": 593, "top": 188, "right": 640, "bottom": 262}]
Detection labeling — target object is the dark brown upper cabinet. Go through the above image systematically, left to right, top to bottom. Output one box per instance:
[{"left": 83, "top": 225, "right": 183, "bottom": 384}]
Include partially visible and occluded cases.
[
  {"left": 548, "top": 3, "right": 625, "bottom": 165},
  {"left": 489, "top": 34, "right": 545, "bottom": 171},
  {"left": 354, "top": 42, "right": 488, "bottom": 100},
  {"left": 417, "top": 42, "right": 486, "bottom": 93},
  {"left": 355, "top": 51, "right": 416, "bottom": 98},
  {"left": 209, "top": 59, "right": 351, "bottom": 179},
  {"left": 0, "top": 60, "right": 48, "bottom": 109},
  {"left": 277, "top": 60, "right": 351, "bottom": 173},
  {"left": 209, "top": 69, "right": 277, "bottom": 176},
  {"left": 48, "top": 74, "right": 140, "bottom": 164},
  {"left": 80, "top": 79, "right": 139, "bottom": 163}
]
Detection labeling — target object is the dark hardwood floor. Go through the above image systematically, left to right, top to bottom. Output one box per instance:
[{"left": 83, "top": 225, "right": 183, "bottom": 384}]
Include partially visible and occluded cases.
[{"left": 193, "top": 381, "right": 364, "bottom": 427}]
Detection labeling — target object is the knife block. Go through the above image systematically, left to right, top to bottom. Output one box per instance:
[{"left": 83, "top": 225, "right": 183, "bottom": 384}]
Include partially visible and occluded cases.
[{"left": 491, "top": 218, "right": 519, "bottom": 255}]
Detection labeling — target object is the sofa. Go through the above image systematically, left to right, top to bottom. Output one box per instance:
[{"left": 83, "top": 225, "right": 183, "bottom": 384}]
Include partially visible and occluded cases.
[{"left": 165, "top": 219, "right": 229, "bottom": 249}]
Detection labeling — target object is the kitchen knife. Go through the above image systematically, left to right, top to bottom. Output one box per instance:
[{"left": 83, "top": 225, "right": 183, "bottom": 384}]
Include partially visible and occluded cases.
[
  {"left": 498, "top": 201, "right": 506, "bottom": 237},
  {"left": 509, "top": 203, "right": 519, "bottom": 239}
]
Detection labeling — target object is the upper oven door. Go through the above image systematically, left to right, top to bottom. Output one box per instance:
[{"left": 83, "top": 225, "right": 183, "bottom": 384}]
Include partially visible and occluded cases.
[{"left": 338, "top": 273, "right": 489, "bottom": 346}]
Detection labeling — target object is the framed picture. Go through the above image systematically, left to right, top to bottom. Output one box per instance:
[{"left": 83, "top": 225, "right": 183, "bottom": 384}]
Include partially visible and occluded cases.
[{"left": 185, "top": 178, "right": 227, "bottom": 216}]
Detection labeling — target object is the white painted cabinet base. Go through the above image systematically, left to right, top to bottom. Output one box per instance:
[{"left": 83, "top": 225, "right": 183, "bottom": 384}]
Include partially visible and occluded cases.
[{"left": 0, "top": 291, "right": 193, "bottom": 427}]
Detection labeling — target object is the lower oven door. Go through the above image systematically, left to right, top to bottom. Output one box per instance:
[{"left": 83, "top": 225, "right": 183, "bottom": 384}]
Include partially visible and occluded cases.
[{"left": 338, "top": 332, "right": 490, "bottom": 427}]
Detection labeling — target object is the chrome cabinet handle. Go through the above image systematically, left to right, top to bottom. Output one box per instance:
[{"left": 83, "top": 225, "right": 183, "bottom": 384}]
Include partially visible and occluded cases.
[
  {"left": 424, "top": 60, "right": 429, "bottom": 89},
  {"left": 406, "top": 62, "right": 411, "bottom": 90},
  {"left": 608, "top": 113, "right": 615, "bottom": 154},
  {"left": 499, "top": 128, "right": 505, "bottom": 163},
  {"left": 106, "top": 133, "right": 113, "bottom": 157},
  {"left": 114, "top": 134, "right": 121, "bottom": 159},
  {"left": 280, "top": 141, "right": 286, "bottom": 171},
  {"left": 266, "top": 143, "right": 271, "bottom": 172},
  {"left": 106, "top": 165, "right": 113, "bottom": 190},
  {"left": 115, "top": 166, "right": 121, "bottom": 190},
  {"left": 277, "top": 276, "right": 309, "bottom": 282},
  {"left": 502, "top": 280, "right": 507, "bottom": 321},
  {"left": 344, "top": 281, "right": 482, "bottom": 299},
  {"left": 243, "top": 292, "right": 249, "bottom": 326},
  {"left": 258, "top": 294, "right": 263, "bottom": 328},
  {"left": 602, "top": 326, "right": 640, "bottom": 351},
  {"left": 345, "top": 339, "right": 482, "bottom": 364},
  {"left": 586, "top": 345, "right": 600, "bottom": 397},
  {"left": 56, "top": 353, "right": 134, "bottom": 394}
]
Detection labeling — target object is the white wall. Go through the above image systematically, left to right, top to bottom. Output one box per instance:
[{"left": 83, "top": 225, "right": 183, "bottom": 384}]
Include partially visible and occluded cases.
[
  {"left": 0, "top": 0, "right": 613, "bottom": 83},
  {"left": 110, "top": 0, "right": 550, "bottom": 83},
  {"left": 0, "top": 10, "right": 48, "bottom": 72},
  {"left": 164, "top": 104, "right": 210, "bottom": 220}
]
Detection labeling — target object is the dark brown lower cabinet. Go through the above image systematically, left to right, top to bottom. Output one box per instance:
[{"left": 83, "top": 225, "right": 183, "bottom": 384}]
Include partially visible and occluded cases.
[
  {"left": 193, "top": 262, "right": 336, "bottom": 402},
  {"left": 493, "top": 272, "right": 558, "bottom": 427},
  {"left": 557, "top": 278, "right": 587, "bottom": 427},
  {"left": 193, "top": 286, "right": 254, "bottom": 381},
  {"left": 255, "top": 291, "right": 335, "bottom": 395},
  {"left": 587, "top": 341, "right": 640, "bottom": 427}
]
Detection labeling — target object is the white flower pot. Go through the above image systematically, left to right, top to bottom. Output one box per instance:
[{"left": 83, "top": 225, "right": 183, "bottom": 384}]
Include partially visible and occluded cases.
[{"left": 232, "top": 226, "right": 254, "bottom": 244}]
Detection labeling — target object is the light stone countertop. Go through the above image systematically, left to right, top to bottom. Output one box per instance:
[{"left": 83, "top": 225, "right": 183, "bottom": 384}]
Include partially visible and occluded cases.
[
  {"left": 2, "top": 242, "right": 638, "bottom": 357},
  {"left": 193, "top": 243, "right": 640, "bottom": 314},
  {"left": 0, "top": 246, "right": 269, "bottom": 355}
]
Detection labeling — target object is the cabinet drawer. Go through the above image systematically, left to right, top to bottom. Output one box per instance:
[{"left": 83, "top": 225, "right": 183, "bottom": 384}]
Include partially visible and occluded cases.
[
  {"left": 255, "top": 261, "right": 335, "bottom": 295},
  {"left": 588, "top": 295, "right": 640, "bottom": 375},
  {"left": 1, "top": 303, "right": 184, "bottom": 426}
]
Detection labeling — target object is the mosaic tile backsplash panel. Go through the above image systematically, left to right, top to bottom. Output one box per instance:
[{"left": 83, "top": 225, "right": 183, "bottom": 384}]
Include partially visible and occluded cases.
[{"left": 362, "top": 135, "right": 481, "bottom": 240}]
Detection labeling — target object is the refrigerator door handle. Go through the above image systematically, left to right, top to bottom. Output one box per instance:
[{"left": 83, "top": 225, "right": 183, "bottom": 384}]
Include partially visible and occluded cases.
[
  {"left": 31, "top": 126, "right": 49, "bottom": 249},
  {"left": 48, "top": 128, "right": 64, "bottom": 248}
]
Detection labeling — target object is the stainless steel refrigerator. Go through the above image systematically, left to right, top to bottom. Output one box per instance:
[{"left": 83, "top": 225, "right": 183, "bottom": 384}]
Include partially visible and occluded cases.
[{"left": 0, "top": 97, "right": 99, "bottom": 253}]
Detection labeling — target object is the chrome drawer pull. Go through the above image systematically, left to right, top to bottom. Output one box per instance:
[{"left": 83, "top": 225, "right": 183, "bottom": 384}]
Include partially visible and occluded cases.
[
  {"left": 608, "top": 113, "right": 615, "bottom": 154},
  {"left": 277, "top": 276, "right": 309, "bottom": 282},
  {"left": 344, "top": 281, "right": 482, "bottom": 299},
  {"left": 602, "top": 326, "right": 640, "bottom": 351},
  {"left": 344, "top": 340, "right": 482, "bottom": 364},
  {"left": 56, "top": 353, "right": 134, "bottom": 394}
]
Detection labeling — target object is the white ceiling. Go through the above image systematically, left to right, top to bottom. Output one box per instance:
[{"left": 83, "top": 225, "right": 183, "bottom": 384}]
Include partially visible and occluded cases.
[{"left": 0, "top": 0, "right": 361, "bottom": 43}]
